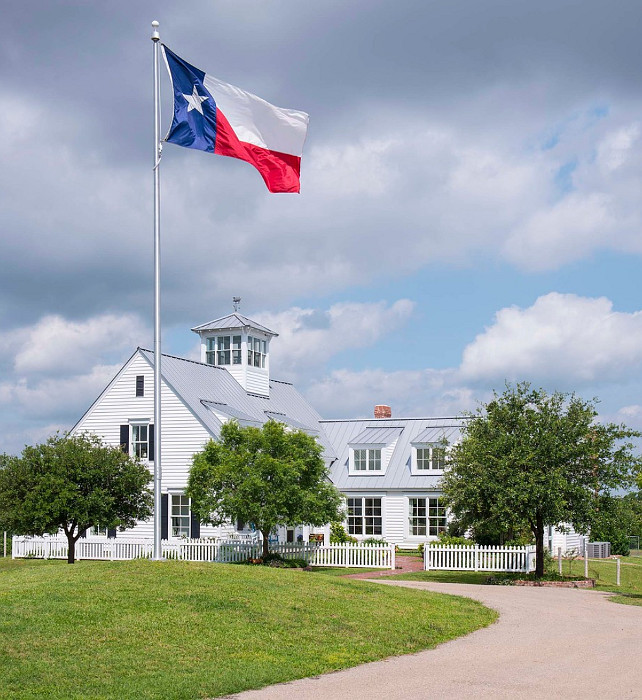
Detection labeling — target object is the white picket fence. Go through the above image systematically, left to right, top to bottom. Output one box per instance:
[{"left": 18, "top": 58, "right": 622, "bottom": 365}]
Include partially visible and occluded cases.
[
  {"left": 12, "top": 536, "right": 395, "bottom": 569},
  {"left": 424, "top": 544, "right": 536, "bottom": 572}
]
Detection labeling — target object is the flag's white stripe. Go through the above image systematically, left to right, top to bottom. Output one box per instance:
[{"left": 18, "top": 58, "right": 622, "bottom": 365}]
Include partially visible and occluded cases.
[{"left": 203, "top": 73, "right": 309, "bottom": 156}]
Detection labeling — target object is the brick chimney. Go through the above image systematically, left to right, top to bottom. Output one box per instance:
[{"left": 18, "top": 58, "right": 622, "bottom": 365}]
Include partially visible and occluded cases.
[{"left": 374, "top": 404, "right": 392, "bottom": 419}]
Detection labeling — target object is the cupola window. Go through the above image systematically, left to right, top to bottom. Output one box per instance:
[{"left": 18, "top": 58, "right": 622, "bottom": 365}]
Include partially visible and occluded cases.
[
  {"left": 206, "top": 335, "right": 242, "bottom": 366},
  {"left": 247, "top": 336, "right": 267, "bottom": 368}
]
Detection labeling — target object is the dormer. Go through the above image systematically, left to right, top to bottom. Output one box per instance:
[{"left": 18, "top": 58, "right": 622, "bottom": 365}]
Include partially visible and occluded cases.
[{"left": 191, "top": 312, "right": 278, "bottom": 397}]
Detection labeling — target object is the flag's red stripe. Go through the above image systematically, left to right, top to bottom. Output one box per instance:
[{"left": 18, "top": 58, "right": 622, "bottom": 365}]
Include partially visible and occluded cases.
[{"left": 213, "top": 109, "right": 301, "bottom": 193}]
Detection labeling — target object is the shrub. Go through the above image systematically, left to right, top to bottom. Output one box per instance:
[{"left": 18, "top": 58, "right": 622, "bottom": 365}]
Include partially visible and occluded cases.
[
  {"left": 330, "top": 522, "right": 357, "bottom": 544},
  {"left": 429, "top": 534, "right": 474, "bottom": 547},
  {"left": 362, "top": 537, "right": 388, "bottom": 546}
]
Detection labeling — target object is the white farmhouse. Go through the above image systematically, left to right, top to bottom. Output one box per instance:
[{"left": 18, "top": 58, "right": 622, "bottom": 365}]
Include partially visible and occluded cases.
[{"left": 71, "top": 311, "right": 469, "bottom": 548}]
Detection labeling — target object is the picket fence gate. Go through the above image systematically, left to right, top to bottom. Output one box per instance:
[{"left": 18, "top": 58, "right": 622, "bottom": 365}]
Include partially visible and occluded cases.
[
  {"left": 12, "top": 536, "right": 395, "bottom": 569},
  {"left": 424, "top": 544, "right": 536, "bottom": 572}
]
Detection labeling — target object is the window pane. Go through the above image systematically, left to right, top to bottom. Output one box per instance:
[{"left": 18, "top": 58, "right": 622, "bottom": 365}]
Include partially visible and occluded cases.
[
  {"left": 232, "top": 336, "right": 241, "bottom": 349},
  {"left": 432, "top": 447, "right": 446, "bottom": 469},
  {"left": 368, "top": 449, "right": 381, "bottom": 470}
]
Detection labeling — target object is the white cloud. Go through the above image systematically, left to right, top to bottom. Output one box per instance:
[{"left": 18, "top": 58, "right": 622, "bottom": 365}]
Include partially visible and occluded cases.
[
  {"left": 596, "top": 123, "right": 640, "bottom": 173},
  {"left": 460, "top": 292, "right": 642, "bottom": 385},
  {"left": 256, "top": 300, "right": 414, "bottom": 381},
  {"left": 4, "top": 313, "right": 143, "bottom": 376},
  {"left": 0, "top": 363, "right": 122, "bottom": 421},
  {"left": 306, "top": 367, "right": 475, "bottom": 419}
]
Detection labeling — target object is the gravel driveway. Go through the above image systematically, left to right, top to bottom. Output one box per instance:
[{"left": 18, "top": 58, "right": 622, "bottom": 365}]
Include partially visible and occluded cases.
[{"left": 229, "top": 579, "right": 642, "bottom": 699}]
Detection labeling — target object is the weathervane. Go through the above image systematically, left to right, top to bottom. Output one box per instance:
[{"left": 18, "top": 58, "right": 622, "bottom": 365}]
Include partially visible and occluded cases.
[{"left": 233, "top": 296, "right": 241, "bottom": 312}]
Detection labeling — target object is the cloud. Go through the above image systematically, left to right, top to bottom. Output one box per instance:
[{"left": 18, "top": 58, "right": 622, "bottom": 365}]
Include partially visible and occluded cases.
[
  {"left": 460, "top": 292, "right": 642, "bottom": 385},
  {"left": 256, "top": 300, "right": 415, "bottom": 381},
  {"left": 4, "top": 313, "right": 143, "bottom": 376},
  {"left": 0, "top": 363, "right": 122, "bottom": 422},
  {"left": 306, "top": 367, "right": 480, "bottom": 419}
]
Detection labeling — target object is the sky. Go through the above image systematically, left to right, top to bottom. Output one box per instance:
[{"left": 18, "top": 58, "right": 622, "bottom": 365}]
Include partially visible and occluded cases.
[{"left": 3, "top": 1, "right": 642, "bottom": 454}]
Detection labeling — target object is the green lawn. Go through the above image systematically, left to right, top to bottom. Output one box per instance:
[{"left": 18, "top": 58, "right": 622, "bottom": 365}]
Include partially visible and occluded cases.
[
  {"left": 393, "top": 556, "right": 642, "bottom": 603},
  {"left": 0, "top": 558, "right": 496, "bottom": 700}
]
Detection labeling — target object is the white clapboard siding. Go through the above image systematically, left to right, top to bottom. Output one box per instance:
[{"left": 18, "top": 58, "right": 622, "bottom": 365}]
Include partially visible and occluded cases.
[
  {"left": 73, "top": 351, "right": 213, "bottom": 535},
  {"left": 383, "top": 493, "right": 406, "bottom": 545}
]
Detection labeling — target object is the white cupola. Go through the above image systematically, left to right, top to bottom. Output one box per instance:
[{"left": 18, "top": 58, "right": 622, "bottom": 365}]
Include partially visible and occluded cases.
[{"left": 191, "top": 309, "right": 278, "bottom": 397}]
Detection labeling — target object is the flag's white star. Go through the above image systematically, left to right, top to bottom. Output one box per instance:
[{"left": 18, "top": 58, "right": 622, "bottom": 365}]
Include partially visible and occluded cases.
[{"left": 182, "top": 85, "right": 209, "bottom": 114}]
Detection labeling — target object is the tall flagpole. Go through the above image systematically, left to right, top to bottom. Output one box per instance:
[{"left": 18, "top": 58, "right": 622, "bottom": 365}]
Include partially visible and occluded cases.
[{"left": 151, "top": 20, "right": 163, "bottom": 561}]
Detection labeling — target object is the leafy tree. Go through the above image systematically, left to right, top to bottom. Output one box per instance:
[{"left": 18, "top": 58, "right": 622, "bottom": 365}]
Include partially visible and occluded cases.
[
  {"left": 442, "top": 383, "right": 641, "bottom": 577},
  {"left": 187, "top": 420, "right": 344, "bottom": 558},
  {"left": 0, "top": 433, "right": 153, "bottom": 563},
  {"left": 589, "top": 495, "right": 633, "bottom": 555}
]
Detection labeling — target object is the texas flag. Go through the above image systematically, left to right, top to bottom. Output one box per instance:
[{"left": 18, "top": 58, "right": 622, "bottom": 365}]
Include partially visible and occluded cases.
[{"left": 162, "top": 46, "right": 309, "bottom": 193}]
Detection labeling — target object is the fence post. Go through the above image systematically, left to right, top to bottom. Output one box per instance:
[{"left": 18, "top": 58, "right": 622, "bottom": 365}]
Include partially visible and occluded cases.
[
  {"left": 391, "top": 544, "right": 396, "bottom": 570},
  {"left": 474, "top": 544, "right": 479, "bottom": 572},
  {"left": 558, "top": 547, "right": 562, "bottom": 575},
  {"left": 584, "top": 549, "right": 589, "bottom": 579},
  {"left": 616, "top": 557, "right": 621, "bottom": 586}
]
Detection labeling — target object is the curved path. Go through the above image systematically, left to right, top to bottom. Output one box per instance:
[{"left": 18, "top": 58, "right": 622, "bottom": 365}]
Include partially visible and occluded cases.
[{"left": 229, "top": 580, "right": 642, "bottom": 699}]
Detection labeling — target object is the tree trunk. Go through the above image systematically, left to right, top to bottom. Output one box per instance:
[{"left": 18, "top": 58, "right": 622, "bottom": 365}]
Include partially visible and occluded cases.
[
  {"left": 534, "top": 513, "right": 545, "bottom": 579},
  {"left": 261, "top": 529, "right": 270, "bottom": 559},
  {"left": 67, "top": 535, "right": 76, "bottom": 564}
]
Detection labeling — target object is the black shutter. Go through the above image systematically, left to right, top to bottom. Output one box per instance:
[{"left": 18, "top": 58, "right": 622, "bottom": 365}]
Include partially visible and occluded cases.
[
  {"left": 136, "top": 375, "right": 144, "bottom": 397},
  {"left": 149, "top": 424, "right": 154, "bottom": 462},
  {"left": 120, "top": 425, "right": 129, "bottom": 454},
  {"left": 161, "top": 494, "right": 168, "bottom": 540},
  {"left": 190, "top": 509, "right": 200, "bottom": 539},
  {"left": 80, "top": 528, "right": 87, "bottom": 538},
  {"left": 107, "top": 528, "right": 117, "bottom": 538}
]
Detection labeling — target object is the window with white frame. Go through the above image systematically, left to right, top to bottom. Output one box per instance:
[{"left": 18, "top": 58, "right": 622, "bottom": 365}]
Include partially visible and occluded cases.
[
  {"left": 206, "top": 335, "right": 242, "bottom": 366},
  {"left": 247, "top": 336, "right": 267, "bottom": 368},
  {"left": 131, "top": 424, "right": 149, "bottom": 459},
  {"left": 414, "top": 444, "right": 446, "bottom": 471},
  {"left": 352, "top": 448, "right": 382, "bottom": 472},
  {"left": 171, "top": 495, "right": 191, "bottom": 538},
  {"left": 347, "top": 497, "right": 382, "bottom": 535},
  {"left": 409, "top": 497, "right": 446, "bottom": 536},
  {"left": 89, "top": 525, "right": 108, "bottom": 536}
]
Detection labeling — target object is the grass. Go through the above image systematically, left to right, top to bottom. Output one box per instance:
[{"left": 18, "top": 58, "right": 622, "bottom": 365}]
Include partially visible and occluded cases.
[
  {"left": 393, "top": 555, "right": 642, "bottom": 604},
  {"left": 0, "top": 558, "right": 496, "bottom": 700}
]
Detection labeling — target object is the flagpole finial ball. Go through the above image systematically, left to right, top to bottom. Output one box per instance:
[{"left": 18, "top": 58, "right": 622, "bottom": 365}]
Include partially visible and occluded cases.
[{"left": 151, "top": 20, "right": 160, "bottom": 42}]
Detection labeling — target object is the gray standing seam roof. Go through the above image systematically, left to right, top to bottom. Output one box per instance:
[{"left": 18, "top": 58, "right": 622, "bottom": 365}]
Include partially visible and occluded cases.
[
  {"left": 191, "top": 313, "right": 278, "bottom": 336},
  {"left": 139, "top": 349, "right": 334, "bottom": 458},
  {"left": 321, "top": 417, "right": 467, "bottom": 490},
  {"left": 412, "top": 425, "right": 461, "bottom": 444},
  {"left": 349, "top": 426, "right": 404, "bottom": 445}
]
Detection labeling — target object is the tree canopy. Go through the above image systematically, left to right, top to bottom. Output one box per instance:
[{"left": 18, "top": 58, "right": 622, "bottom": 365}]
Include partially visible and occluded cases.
[
  {"left": 442, "top": 383, "right": 641, "bottom": 577},
  {"left": 187, "top": 420, "right": 344, "bottom": 557},
  {"left": 0, "top": 433, "right": 153, "bottom": 563}
]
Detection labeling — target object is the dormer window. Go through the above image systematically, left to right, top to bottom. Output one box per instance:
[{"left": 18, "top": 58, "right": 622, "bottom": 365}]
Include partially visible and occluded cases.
[
  {"left": 206, "top": 335, "right": 242, "bottom": 366},
  {"left": 247, "top": 336, "right": 267, "bottom": 368},
  {"left": 412, "top": 444, "right": 446, "bottom": 473},
  {"left": 353, "top": 448, "right": 382, "bottom": 471}
]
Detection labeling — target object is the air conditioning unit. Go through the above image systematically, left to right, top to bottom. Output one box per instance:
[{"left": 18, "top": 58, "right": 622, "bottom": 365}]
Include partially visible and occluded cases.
[{"left": 587, "top": 541, "right": 611, "bottom": 558}]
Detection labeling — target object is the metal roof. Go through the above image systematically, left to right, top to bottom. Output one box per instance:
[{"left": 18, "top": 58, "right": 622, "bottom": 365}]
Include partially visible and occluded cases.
[
  {"left": 191, "top": 313, "right": 278, "bottom": 336},
  {"left": 138, "top": 349, "right": 334, "bottom": 457},
  {"left": 201, "top": 400, "right": 262, "bottom": 426},
  {"left": 264, "top": 411, "right": 319, "bottom": 434},
  {"left": 320, "top": 417, "right": 467, "bottom": 490},
  {"left": 412, "top": 425, "right": 461, "bottom": 444},
  {"left": 349, "top": 426, "right": 404, "bottom": 445}
]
